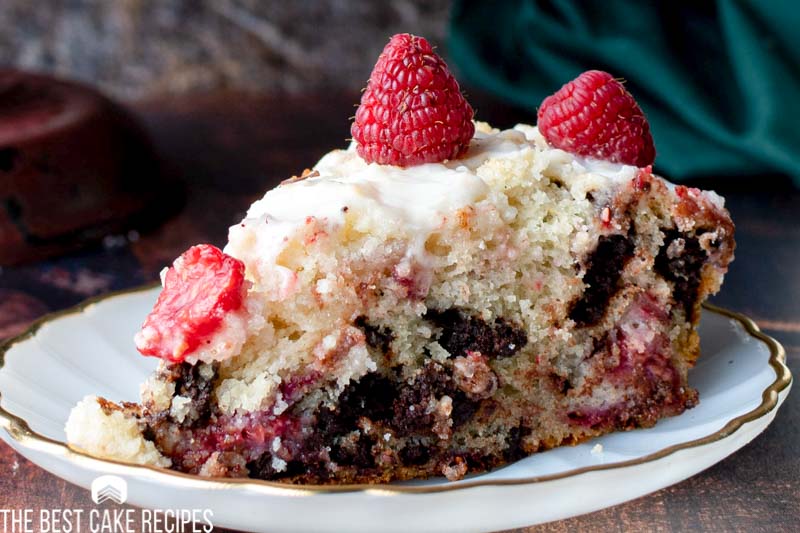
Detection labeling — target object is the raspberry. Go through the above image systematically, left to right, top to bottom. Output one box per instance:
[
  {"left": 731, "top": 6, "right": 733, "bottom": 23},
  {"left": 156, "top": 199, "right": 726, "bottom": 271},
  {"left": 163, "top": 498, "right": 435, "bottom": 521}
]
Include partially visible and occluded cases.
[
  {"left": 351, "top": 33, "right": 475, "bottom": 167},
  {"left": 537, "top": 70, "right": 655, "bottom": 167},
  {"left": 135, "top": 244, "right": 246, "bottom": 362}
]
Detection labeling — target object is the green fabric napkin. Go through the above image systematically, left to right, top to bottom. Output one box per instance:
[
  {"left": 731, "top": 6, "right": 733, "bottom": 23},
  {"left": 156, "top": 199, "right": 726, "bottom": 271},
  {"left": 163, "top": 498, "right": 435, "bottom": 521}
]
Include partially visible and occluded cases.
[{"left": 449, "top": 0, "right": 800, "bottom": 183}]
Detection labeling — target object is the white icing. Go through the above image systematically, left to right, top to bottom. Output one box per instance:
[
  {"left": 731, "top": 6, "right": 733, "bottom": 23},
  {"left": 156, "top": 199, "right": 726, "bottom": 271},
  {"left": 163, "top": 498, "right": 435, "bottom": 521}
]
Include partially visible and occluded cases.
[
  {"left": 513, "top": 122, "right": 638, "bottom": 183},
  {"left": 513, "top": 122, "right": 726, "bottom": 209},
  {"left": 224, "top": 124, "right": 700, "bottom": 303},
  {"left": 225, "top": 129, "right": 532, "bottom": 289},
  {"left": 241, "top": 129, "right": 530, "bottom": 228},
  {"left": 571, "top": 156, "right": 637, "bottom": 184}
]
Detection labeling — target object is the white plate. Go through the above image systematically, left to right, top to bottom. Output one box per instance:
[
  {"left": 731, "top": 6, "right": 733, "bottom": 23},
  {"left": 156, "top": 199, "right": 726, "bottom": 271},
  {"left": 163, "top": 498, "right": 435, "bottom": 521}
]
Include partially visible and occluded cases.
[{"left": 0, "top": 286, "right": 791, "bottom": 533}]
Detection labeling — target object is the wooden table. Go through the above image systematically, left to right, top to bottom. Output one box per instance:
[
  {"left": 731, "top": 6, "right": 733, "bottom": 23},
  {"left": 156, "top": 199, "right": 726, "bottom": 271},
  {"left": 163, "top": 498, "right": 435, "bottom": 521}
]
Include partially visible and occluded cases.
[{"left": 0, "top": 92, "right": 797, "bottom": 532}]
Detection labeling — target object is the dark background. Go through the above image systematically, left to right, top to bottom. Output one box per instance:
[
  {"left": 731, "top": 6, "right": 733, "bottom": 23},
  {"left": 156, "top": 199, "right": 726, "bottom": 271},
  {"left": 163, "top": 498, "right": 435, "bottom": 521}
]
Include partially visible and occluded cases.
[{"left": 0, "top": 1, "right": 797, "bottom": 532}]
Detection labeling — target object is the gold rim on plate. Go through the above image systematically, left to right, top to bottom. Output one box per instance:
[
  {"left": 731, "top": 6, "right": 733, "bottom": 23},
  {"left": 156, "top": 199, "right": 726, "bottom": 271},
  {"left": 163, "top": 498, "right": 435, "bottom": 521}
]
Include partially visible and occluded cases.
[{"left": 0, "top": 284, "right": 792, "bottom": 495}]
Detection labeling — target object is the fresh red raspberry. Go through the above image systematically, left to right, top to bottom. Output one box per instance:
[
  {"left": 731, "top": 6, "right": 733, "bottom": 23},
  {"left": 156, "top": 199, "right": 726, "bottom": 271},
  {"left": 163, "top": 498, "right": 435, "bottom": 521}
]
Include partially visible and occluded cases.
[
  {"left": 351, "top": 33, "right": 475, "bottom": 167},
  {"left": 537, "top": 70, "right": 655, "bottom": 167},
  {"left": 135, "top": 244, "right": 246, "bottom": 363}
]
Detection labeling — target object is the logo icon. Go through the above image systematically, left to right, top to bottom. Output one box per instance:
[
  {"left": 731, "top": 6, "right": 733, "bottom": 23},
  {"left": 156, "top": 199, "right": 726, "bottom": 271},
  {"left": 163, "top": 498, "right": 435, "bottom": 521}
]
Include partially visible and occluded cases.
[{"left": 91, "top": 475, "right": 128, "bottom": 504}]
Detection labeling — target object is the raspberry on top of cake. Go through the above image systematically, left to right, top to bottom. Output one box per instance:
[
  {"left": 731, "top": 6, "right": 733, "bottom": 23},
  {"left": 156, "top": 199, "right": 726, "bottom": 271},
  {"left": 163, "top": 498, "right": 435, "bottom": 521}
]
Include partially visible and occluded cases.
[{"left": 66, "top": 34, "right": 734, "bottom": 484}]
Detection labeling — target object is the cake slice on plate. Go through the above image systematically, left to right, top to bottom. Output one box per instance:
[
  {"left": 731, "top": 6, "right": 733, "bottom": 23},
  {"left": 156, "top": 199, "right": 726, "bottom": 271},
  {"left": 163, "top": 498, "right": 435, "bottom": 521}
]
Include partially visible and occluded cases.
[{"left": 66, "top": 34, "right": 734, "bottom": 483}]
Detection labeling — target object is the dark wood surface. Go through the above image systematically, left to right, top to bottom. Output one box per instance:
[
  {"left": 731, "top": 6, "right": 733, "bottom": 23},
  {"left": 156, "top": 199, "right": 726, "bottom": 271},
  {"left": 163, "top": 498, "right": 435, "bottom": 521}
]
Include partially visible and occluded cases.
[{"left": 0, "top": 92, "right": 797, "bottom": 532}]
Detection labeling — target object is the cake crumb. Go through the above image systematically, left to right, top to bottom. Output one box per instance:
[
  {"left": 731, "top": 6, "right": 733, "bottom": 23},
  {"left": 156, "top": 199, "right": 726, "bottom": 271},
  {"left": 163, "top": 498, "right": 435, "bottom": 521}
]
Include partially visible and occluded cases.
[
  {"left": 453, "top": 352, "right": 498, "bottom": 400},
  {"left": 273, "top": 393, "right": 289, "bottom": 415},
  {"left": 170, "top": 395, "right": 192, "bottom": 423},
  {"left": 431, "top": 395, "right": 453, "bottom": 440},
  {"left": 591, "top": 443, "right": 604, "bottom": 456},
  {"left": 271, "top": 456, "right": 288, "bottom": 472},
  {"left": 442, "top": 456, "right": 468, "bottom": 481}
]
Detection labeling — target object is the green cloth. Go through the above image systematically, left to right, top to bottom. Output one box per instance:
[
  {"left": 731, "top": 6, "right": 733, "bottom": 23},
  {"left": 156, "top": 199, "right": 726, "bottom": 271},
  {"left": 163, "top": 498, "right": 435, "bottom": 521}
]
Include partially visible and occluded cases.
[{"left": 449, "top": 0, "right": 800, "bottom": 182}]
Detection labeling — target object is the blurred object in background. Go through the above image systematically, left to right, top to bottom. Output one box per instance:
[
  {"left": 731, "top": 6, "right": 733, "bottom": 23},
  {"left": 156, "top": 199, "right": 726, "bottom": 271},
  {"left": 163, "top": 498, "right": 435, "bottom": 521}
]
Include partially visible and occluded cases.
[
  {"left": 0, "top": 0, "right": 450, "bottom": 99},
  {"left": 0, "top": 0, "right": 448, "bottom": 265},
  {"left": 449, "top": 0, "right": 800, "bottom": 184},
  {"left": 0, "top": 70, "right": 180, "bottom": 265}
]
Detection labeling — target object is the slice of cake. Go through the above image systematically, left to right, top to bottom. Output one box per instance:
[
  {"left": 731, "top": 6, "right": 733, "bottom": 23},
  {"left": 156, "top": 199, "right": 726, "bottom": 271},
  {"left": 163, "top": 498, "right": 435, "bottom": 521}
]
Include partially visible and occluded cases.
[{"left": 66, "top": 35, "right": 734, "bottom": 483}]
